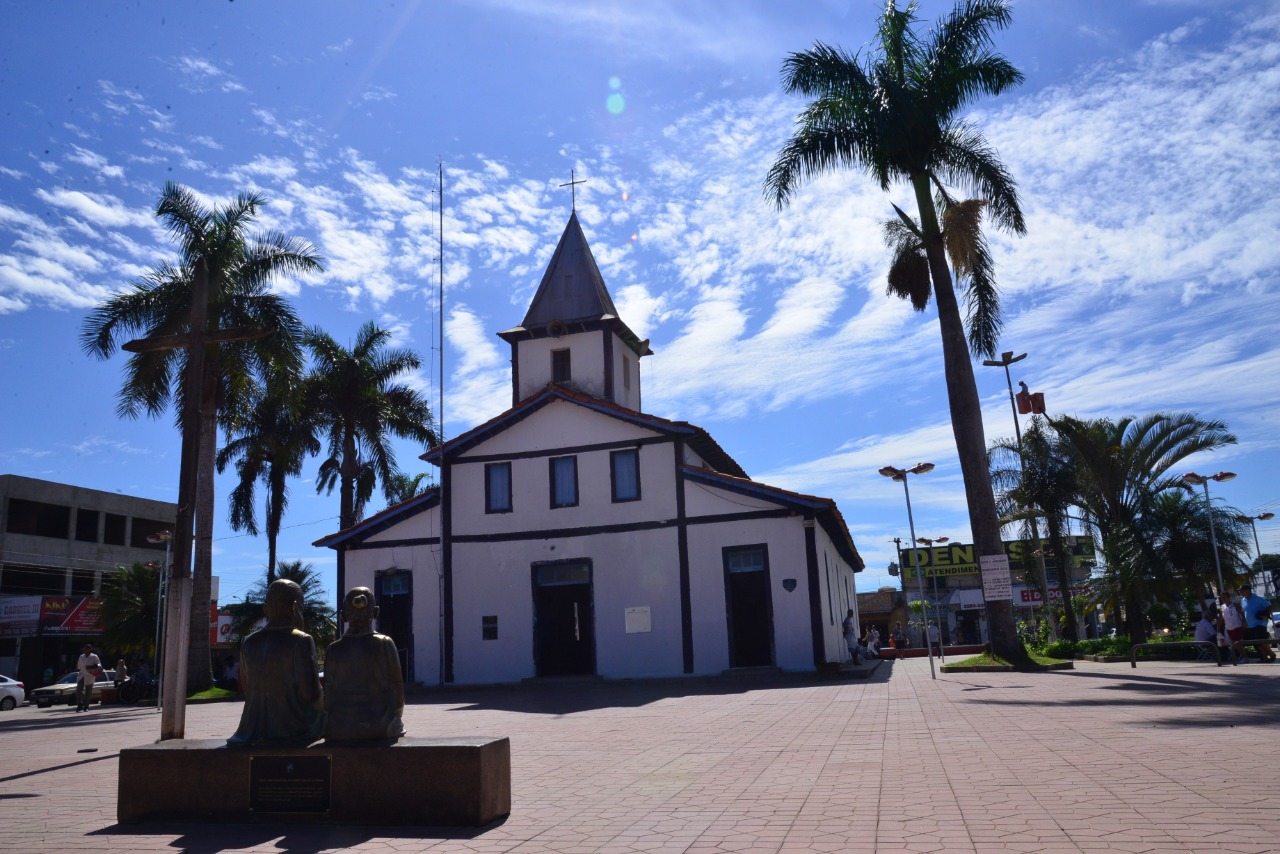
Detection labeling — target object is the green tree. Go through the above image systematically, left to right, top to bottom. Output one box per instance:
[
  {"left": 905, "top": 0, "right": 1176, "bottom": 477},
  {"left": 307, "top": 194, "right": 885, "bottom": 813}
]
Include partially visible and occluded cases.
[
  {"left": 765, "top": 0, "right": 1027, "bottom": 660},
  {"left": 80, "top": 182, "right": 322, "bottom": 691},
  {"left": 306, "top": 322, "right": 436, "bottom": 593},
  {"left": 216, "top": 372, "right": 320, "bottom": 581},
  {"left": 1053, "top": 412, "right": 1237, "bottom": 643},
  {"left": 990, "top": 417, "right": 1084, "bottom": 640},
  {"left": 384, "top": 471, "right": 433, "bottom": 505},
  {"left": 1144, "top": 490, "right": 1249, "bottom": 606},
  {"left": 224, "top": 559, "right": 338, "bottom": 655},
  {"left": 99, "top": 563, "right": 161, "bottom": 661}
]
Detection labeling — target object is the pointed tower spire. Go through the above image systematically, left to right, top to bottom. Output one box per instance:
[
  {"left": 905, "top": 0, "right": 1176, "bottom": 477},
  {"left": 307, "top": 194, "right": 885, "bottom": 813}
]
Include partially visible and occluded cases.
[{"left": 499, "top": 212, "right": 652, "bottom": 409}]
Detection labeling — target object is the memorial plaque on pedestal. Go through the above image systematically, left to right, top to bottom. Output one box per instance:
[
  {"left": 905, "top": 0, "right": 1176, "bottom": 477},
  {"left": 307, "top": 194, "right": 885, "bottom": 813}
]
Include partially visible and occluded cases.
[{"left": 249, "top": 755, "right": 331, "bottom": 813}]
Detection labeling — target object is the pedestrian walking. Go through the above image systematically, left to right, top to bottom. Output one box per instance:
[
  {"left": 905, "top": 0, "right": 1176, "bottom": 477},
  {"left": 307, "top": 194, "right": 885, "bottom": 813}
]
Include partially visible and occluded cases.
[
  {"left": 842, "top": 609, "right": 861, "bottom": 664},
  {"left": 926, "top": 621, "right": 942, "bottom": 656},
  {"left": 75, "top": 644, "right": 101, "bottom": 712}
]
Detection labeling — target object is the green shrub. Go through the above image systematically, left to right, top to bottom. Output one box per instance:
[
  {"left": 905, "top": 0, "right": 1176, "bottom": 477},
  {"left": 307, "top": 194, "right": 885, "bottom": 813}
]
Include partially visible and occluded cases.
[
  {"left": 1077, "top": 637, "right": 1132, "bottom": 657},
  {"left": 1039, "top": 639, "right": 1080, "bottom": 659}
]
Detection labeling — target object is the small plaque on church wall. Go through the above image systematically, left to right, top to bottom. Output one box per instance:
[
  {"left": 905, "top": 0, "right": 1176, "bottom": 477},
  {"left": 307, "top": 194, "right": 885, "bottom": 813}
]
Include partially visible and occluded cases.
[
  {"left": 624, "top": 606, "right": 651, "bottom": 633},
  {"left": 249, "top": 755, "right": 331, "bottom": 813}
]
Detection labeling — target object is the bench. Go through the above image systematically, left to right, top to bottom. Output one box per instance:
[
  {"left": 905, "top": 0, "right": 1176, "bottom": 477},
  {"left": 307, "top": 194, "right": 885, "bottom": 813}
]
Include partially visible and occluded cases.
[{"left": 1130, "top": 641, "right": 1222, "bottom": 668}]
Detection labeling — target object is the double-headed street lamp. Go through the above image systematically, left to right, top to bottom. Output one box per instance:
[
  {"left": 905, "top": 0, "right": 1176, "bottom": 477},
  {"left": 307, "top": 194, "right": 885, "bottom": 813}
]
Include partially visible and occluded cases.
[
  {"left": 982, "top": 351, "right": 1028, "bottom": 447},
  {"left": 879, "top": 462, "right": 939, "bottom": 680},
  {"left": 1182, "top": 471, "right": 1236, "bottom": 595},
  {"left": 1236, "top": 512, "right": 1276, "bottom": 597},
  {"left": 916, "top": 536, "right": 949, "bottom": 662}
]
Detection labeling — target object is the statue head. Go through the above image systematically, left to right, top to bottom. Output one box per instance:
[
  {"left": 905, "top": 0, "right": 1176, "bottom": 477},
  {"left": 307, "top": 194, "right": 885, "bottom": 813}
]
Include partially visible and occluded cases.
[
  {"left": 263, "top": 579, "right": 305, "bottom": 627},
  {"left": 341, "top": 586, "right": 379, "bottom": 633}
]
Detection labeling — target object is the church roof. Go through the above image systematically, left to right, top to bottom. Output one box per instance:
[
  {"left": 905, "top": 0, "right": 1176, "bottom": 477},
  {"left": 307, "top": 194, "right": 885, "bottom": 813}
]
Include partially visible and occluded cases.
[
  {"left": 497, "top": 212, "right": 652, "bottom": 355},
  {"left": 421, "top": 384, "right": 747, "bottom": 479},
  {"left": 680, "top": 467, "right": 864, "bottom": 571},
  {"left": 312, "top": 487, "right": 440, "bottom": 549}
]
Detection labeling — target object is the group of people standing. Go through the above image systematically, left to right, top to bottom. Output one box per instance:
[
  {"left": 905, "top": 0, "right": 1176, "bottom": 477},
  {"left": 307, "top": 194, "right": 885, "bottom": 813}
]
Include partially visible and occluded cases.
[{"left": 1195, "top": 584, "right": 1275, "bottom": 664}]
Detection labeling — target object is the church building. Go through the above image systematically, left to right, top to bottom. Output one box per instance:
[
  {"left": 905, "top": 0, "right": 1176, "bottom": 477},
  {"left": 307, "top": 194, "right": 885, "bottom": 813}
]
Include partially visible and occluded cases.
[{"left": 316, "top": 212, "right": 864, "bottom": 684}]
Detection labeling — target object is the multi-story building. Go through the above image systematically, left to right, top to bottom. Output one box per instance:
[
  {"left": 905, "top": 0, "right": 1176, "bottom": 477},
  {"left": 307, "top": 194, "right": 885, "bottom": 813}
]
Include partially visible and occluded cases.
[{"left": 0, "top": 474, "right": 177, "bottom": 686}]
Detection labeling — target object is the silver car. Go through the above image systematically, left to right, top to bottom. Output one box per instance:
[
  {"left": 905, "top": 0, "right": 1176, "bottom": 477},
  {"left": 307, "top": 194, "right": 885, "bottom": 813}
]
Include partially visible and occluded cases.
[
  {"left": 30, "top": 670, "right": 116, "bottom": 708},
  {"left": 0, "top": 674, "right": 24, "bottom": 710}
]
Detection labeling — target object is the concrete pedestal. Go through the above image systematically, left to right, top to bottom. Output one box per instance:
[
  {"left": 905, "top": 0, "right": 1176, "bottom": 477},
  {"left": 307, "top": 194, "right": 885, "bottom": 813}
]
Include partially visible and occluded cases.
[{"left": 118, "top": 736, "right": 510, "bottom": 826}]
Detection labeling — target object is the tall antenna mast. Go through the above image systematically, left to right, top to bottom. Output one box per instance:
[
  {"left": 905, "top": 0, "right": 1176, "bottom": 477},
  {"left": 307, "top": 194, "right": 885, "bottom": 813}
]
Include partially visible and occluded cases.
[{"left": 437, "top": 159, "right": 445, "bottom": 445}]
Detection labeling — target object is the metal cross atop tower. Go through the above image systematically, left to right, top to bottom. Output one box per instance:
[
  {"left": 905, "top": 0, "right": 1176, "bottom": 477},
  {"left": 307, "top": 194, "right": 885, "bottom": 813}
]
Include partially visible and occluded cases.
[{"left": 559, "top": 169, "right": 586, "bottom": 211}]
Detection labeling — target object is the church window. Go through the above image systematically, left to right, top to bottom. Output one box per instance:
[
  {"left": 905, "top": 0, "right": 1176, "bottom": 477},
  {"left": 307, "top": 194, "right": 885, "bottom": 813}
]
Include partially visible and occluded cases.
[
  {"left": 551, "top": 348, "right": 571, "bottom": 384},
  {"left": 622, "top": 355, "right": 631, "bottom": 390},
  {"left": 610, "top": 449, "right": 640, "bottom": 502},
  {"left": 549, "top": 456, "right": 578, "bottom": 508},
  {"left": 485, "top": 462, "right": 512, "bottom": 513},
  {"left": 482, "top": 615, "right": 498, "bottom": 640}
]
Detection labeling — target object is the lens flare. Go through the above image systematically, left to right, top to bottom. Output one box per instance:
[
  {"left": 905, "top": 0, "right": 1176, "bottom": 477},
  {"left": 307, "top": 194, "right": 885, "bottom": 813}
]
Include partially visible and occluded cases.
[{"left": 606, "top": 93, "right": 625, "bottom": 115}]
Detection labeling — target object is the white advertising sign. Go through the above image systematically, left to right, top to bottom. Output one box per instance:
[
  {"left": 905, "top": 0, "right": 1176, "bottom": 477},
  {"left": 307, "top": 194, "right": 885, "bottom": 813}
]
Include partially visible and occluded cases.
[{"left": 980, "top": 553, "right": 1013, "bottom": 601}]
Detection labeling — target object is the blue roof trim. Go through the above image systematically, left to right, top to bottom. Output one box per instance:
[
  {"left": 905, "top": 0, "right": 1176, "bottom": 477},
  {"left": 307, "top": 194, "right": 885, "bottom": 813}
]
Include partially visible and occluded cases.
[{"left": 314, "top": 487, "right": 441, "bottom": 549}]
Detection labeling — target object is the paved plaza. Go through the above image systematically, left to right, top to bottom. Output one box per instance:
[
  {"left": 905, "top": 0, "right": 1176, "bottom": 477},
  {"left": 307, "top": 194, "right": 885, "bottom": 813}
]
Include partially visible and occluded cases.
[{"left": 3, "top": 657, "right": 1278, "bottom": 853}]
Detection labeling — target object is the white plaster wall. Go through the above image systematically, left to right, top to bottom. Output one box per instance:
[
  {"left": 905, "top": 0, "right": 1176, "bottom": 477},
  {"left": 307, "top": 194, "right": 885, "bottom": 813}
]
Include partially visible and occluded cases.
[
  {"left": 515, "top": 331, "right": 607, "bottom": 400},
  {"left": 462, "top": 399, "right": 653, "bottom": 458},
  {"left": 452, "top": 409, "right": 675, "bottom": 538},
  {"left": 682, "top": 479, "right": 778, "bottom": 517},
  {"left": 362, "top": 504, "right": 441, "bottom": 543},
  {"left": 685, "top": 515, "right": 813, "bottom": 674},
  {"left": 450, "top": 527, "right": 683, "bottom": 683},
  {"left": 342, "top": 541, "right": 443, "bottom": 686}
]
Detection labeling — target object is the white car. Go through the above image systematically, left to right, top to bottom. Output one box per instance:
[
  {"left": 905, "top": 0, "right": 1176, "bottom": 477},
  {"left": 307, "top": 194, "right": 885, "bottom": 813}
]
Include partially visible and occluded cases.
[{"left": 0, "top": 674, "right": 25, "bottom": 710}]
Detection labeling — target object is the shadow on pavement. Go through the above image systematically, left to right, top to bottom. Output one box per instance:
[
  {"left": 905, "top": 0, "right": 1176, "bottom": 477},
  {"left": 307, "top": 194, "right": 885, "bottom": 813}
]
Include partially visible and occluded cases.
[
  {"left": 953, "top": 665, "right": 1280, "bottom": 727},
  {"left": 92, "top": 816, "right": 505, "bottom": 853}
]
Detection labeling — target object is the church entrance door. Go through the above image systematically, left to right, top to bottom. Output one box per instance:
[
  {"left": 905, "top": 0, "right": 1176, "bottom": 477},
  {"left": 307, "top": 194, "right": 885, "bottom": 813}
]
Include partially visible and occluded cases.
[
  {"left": 724, "top": 545, "right": 774, "bottom": 668},
  {"left": 532, "top": 560, "right": 595, "bottom": 677},
  {"left": 376, "top": 570, "right": 413, "bottom": 680}
]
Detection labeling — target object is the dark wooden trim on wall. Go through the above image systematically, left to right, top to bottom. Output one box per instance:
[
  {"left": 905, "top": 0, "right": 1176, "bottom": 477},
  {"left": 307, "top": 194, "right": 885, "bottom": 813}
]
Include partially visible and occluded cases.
[
  {"left": 602, "top": 328, "right": 614, "bottom": 402},
  {"left": 456, "top": 434, "right": 666, "bottom": 465},
  {"left": 675, "top": 439, "right": 693, "bottom": 673},
  {"left": 442, "top": 454, "right": 455, "bottom": 683},
  {"left": 447, "top": 508, "right": 789, "bottom": 545},
  {"left": 804, "top": 519, "right": 824, "bottom": 667},
  {"left": 344, "top": 536, "right": 441, "bottom": 552},
  {"left": 336, "top": 548, "right": 347, "bottom": 616}
]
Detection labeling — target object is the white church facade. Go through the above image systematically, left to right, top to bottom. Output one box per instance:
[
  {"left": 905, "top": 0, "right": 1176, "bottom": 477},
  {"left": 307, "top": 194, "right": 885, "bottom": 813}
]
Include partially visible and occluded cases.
[{"left": 317, "top": 212, "right": 864, "bottom": 684}]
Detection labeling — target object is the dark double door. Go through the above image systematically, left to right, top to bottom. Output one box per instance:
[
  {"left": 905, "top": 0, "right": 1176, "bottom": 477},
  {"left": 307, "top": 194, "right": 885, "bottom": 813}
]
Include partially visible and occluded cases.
[
  {"left": 726, "top": 545, "right": 774, "bottom": 668},
  {"left": 533, "top": 561, "right": 595, "bottom": 677},
  {"left": 377, "top": 571, "right": 413, "bottom": 679}
]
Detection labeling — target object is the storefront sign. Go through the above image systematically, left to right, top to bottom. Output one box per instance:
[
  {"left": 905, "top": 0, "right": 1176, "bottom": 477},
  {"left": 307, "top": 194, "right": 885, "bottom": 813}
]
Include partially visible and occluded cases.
[
  {"left": 901, "top": 536, "right": 1096, "bottom": 581},
  {"left": 980, "top": 554, "right": 1012, "bottom": 601},
  {"left": 1018, "top": 586, "right": 1088, "bottom": 604},
  {"left": 856, "top": 591, "right": 898, "bottom": 614},
  {"left": 0, "top": 596, "right": 43, "bottom": 638},
  {"left": 39, "top": 596, "right": 105, "bottom": 635}
]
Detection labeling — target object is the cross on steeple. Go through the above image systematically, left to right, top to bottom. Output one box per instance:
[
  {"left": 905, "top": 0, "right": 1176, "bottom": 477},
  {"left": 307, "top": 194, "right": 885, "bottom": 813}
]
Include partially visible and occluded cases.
[{"left": 559, "top": 169, "right": 586, "bottom": 212}]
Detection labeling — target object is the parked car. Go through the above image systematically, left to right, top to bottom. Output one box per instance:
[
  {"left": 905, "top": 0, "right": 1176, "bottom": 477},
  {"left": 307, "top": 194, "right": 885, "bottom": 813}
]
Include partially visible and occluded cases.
[
  {"left": 30, "top": 670, "right": 116, "bottom": 708},
  {"left": 0, "top": 674, "right": 24, "bottom": 710}
]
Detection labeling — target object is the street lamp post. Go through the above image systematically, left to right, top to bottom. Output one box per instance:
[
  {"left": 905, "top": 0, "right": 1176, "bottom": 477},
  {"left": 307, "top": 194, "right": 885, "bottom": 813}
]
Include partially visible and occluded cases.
[
  {"left": 982, "top": 350, "right": 1028, "bottom": 448},
  {"left": 880, "top": 462, "right": 939, "bottom": 680},
  {"left": 1182, "top": 471, "right": 1237, "bottom": 595},
  {"left": 1236, "top": 512, "right": 1276, "bottom": 598},
  {"left": 146, "top": 531, "right": 173, "bottom": 712},
  {"left": 916, "top": 536, "right": 950, "bottom": 661}
]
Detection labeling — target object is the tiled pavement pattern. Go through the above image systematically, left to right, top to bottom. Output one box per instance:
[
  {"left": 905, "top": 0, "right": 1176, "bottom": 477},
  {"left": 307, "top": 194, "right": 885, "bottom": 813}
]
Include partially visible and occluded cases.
[{"left": 3, "top": 657, "right": 1278, "bottom": 853}]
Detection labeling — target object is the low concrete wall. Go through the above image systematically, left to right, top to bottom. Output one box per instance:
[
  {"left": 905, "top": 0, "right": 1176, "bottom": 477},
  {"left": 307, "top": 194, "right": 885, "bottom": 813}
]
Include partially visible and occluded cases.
[{"left": 118, "top": 735, "right": 510, "bottom": 826}]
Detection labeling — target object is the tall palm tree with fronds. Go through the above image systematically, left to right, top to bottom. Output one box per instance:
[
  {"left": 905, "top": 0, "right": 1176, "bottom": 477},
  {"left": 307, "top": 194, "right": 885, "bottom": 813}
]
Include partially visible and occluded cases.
[
  {"left": 765, "top": 0, "right": 1027, "bottom": 660},
  {"left": 81, "top": 182, "right": 322, "bottom": 691},
  {"left": 306, "top": 322, "right": 437, "bottom": 594},
  {"left": 217, "top": 372, "right": 320, "bottom": 582},
  {"left": 1053, "top": 412, "right": 1236, "bottom": 642},
  {"left": 990, "top": 417, "right": 1084, "bottom": 640},
  {"left": 1144, "top": 491, "right": 1249, "bottom": 604}
]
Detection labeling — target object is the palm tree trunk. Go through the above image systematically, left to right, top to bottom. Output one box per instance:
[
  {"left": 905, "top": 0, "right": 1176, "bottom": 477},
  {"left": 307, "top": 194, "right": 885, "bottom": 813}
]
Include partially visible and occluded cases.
[
  {"left": 910, "top": 174, "right": 1025, "bottom": 662},
  {"left": 186, "top": 360, "right": 218, "bottom": 693},
  {"left": 266, "top": 465, "right": 285, "bottom": 583},
  {"left": 1047, "top": 519, "right": 1079, "bottom": 641}
]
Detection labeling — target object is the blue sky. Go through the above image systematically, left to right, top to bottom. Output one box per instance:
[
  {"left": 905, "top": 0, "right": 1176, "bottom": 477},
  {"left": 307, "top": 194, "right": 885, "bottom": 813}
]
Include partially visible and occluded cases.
[{"left": 2, "top": 0, "right": 1278, "bottom": 608}]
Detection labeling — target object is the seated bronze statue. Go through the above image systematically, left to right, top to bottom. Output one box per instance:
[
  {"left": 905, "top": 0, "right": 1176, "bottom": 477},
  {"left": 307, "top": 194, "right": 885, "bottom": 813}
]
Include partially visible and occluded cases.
[
  {"left": 228, "top": 579, "right": 325, "bottom": 746},
  {"left": 324, "top": 587, "right": 405, "bottom": 743}
]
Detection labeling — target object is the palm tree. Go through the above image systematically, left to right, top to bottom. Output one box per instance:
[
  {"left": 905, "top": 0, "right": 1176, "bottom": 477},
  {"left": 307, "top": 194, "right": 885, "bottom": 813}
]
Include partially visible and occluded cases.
[
  {"left": 765, "top": 0, "right": 1027, "bottom": 660},
  {"left": 80, "top": 182, "right": 322, "bottom": 691},
  {"left": 306, "top": 322, "right": 437, "bottom": 594},
  {"left": 217, "top": 372, "right": 320, "bottom": 581},
  {"left": 1053, "top": 412, "right": 1237, "bottom": 643},
  {"left": 990, "top": 417, "right": 1084, "bottom": 640},
  {"left": 385, "top": 471, "right": 433, "bottom": 505},
  {"left": 1144, "top": 491, "right": 1249, "bottom": 605},
  {"left": 224, "top": 559, "right": 338, "bottom": 654},
  {"left": 99, "top": 563, "right": 161, "bottom": 661}
]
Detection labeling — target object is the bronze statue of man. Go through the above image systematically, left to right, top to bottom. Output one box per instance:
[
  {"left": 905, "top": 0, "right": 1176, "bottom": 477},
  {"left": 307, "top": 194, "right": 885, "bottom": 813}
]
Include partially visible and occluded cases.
[
  {"left": 228, "top": 579, "right": 325, "bottom": 746},
  {"left": 324, "top": 587, "right": 405, "bottom": 743}
]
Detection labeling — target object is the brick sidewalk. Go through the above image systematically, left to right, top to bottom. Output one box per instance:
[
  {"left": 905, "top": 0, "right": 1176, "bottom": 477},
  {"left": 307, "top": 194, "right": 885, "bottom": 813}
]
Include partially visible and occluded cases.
[{"left": 2, "top": 658, "right": 1278, "bottom": 852}]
